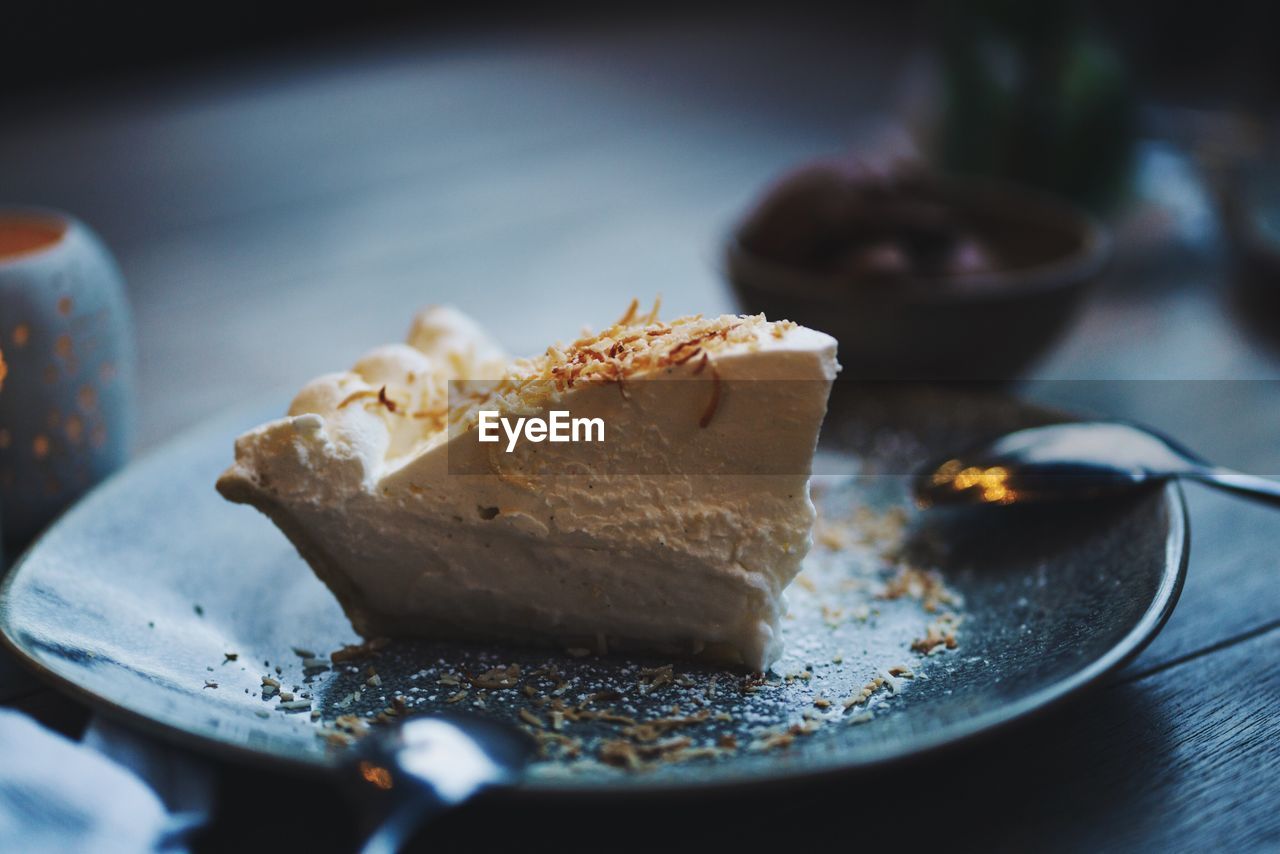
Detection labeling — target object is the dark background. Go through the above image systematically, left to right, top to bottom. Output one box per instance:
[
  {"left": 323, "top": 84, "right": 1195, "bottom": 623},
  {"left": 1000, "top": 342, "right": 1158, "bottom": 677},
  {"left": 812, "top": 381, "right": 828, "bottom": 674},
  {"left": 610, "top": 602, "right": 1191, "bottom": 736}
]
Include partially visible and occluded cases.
[{"left": 3, "top": 2, "right": 1280, "bottom": 108}]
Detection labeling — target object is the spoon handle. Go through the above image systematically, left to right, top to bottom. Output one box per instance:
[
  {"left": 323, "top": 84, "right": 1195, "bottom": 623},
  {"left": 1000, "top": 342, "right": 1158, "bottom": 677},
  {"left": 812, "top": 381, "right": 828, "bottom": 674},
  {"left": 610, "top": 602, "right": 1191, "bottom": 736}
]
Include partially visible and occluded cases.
[
  {"left": 1186, "top": 468, "right": 1280, "bottom": 509},
  {"left": 360, "top": 795, "right": 448, "bottom": 854}
]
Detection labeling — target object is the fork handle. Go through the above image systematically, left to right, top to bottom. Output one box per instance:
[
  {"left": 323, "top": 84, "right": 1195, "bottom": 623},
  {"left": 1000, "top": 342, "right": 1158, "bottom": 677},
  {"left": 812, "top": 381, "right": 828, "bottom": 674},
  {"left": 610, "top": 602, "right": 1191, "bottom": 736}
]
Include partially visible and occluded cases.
[{"left": 1186, "top": 468, "right": 1280, "bottom": 509}]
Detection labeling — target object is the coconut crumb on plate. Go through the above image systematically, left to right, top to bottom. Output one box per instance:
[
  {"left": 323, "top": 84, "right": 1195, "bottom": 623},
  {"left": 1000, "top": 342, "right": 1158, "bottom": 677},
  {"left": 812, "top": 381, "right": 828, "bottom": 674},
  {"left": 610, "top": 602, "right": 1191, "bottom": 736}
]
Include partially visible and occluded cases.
[{"left": 215, "top": 472, "right": 963, "bottom": 778}]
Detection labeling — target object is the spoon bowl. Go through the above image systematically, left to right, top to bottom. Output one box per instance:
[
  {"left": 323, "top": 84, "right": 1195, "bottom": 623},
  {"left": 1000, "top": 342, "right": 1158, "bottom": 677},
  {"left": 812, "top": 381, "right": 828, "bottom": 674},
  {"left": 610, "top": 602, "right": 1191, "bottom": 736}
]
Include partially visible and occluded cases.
[{"left": 915, "top": 421, "right": 1280, "bottom": 509}]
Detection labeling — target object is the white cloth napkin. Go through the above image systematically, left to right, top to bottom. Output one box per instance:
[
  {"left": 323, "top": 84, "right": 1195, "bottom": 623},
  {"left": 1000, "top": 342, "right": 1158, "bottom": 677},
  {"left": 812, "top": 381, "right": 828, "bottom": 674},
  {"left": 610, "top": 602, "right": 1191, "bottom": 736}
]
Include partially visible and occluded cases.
[{"left": 0, "top": 710, "right": 209, "bottom": 853}]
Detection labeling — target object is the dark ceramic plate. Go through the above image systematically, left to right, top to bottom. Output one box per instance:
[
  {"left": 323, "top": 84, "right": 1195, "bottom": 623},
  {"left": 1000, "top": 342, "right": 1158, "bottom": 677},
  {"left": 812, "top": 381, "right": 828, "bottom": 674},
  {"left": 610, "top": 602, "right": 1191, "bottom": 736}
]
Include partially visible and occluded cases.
[{"left": 0, "top": 387, "right": 1187, "bottom": 794}]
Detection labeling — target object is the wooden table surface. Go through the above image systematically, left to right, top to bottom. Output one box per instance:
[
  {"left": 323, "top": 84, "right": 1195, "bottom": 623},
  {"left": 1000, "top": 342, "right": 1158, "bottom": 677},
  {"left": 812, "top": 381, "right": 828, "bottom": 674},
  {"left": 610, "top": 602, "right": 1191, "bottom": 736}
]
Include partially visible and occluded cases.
[{"left": 1, "top": 16, "right": 1277, "bottom": 852}]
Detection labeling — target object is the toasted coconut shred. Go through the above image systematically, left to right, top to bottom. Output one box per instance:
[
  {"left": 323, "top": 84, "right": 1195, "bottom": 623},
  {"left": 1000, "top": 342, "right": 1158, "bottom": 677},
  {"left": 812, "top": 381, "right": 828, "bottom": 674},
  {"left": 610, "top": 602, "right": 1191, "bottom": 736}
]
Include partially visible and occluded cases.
[{"left": 338, "top": 301, "right": 802, "bottom": 462}]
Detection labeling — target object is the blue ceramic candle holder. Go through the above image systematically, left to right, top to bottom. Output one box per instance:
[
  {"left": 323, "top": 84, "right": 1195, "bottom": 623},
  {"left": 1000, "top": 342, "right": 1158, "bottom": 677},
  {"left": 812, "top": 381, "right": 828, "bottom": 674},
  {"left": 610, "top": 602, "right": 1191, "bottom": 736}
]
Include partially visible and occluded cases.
[{"left": 0, "top": 209, "right": 136, "bottom": 556}]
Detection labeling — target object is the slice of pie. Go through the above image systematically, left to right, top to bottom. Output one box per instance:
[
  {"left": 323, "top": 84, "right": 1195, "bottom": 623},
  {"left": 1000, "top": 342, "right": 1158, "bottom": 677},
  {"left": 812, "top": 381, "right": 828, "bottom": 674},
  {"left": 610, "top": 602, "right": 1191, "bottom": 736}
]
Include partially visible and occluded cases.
[{"left": 217, "top": 302, "right": 839, "bottom": 670}]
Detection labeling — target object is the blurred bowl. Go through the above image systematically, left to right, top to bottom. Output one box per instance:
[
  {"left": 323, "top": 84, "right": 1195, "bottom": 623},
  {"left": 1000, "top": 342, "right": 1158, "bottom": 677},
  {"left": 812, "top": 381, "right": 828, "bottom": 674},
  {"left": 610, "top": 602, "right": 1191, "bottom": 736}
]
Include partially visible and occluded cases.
[
  {"left": 1222, "top": 166, "right": 1280, "bottom": 352},
  {"left": 725, "top": 167, "right": 1111, "bottom": 381}
]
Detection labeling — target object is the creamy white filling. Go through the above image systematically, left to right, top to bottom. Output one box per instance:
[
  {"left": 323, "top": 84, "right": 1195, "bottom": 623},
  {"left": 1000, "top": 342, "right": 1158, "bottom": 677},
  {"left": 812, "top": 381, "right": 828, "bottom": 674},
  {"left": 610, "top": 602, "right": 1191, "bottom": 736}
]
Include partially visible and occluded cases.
[{"left": 218, "top": 306, "right": 839, "bottom": 670}]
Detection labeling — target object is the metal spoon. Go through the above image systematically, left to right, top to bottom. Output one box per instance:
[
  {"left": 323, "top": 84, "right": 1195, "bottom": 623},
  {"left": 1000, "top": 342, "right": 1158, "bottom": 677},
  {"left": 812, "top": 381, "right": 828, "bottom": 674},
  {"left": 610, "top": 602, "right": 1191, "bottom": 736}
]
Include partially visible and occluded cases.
[
  {"left": 914, "top": 421, "right": 1280, "bottom": 509},
  {"left": 346, "top": 715, "right": 532, "bottom": 854}
]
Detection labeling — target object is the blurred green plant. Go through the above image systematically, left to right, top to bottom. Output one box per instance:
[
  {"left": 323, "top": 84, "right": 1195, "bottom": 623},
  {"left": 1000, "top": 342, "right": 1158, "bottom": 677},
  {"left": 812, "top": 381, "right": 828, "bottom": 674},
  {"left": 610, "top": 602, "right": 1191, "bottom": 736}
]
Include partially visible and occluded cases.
[{"left": 933, "top": 0, "right": 1137, "bottom": 214}]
